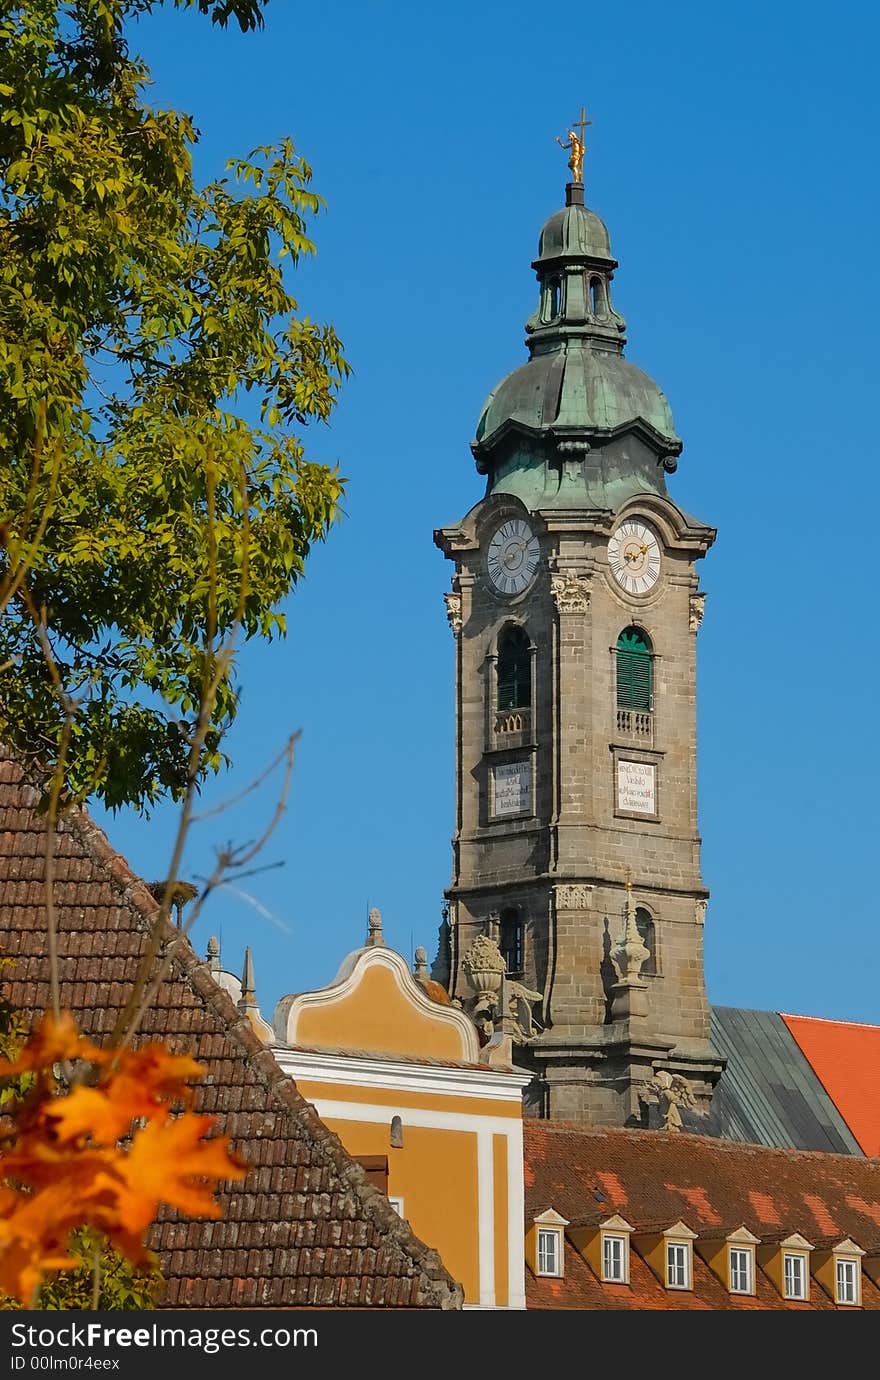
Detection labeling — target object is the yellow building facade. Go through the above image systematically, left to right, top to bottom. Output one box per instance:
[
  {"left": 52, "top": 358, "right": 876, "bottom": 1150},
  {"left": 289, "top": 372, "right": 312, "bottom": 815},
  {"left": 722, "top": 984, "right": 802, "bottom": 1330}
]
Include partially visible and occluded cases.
[{"left": 273, "top": 917, "right": 529, "bottom": 1308}]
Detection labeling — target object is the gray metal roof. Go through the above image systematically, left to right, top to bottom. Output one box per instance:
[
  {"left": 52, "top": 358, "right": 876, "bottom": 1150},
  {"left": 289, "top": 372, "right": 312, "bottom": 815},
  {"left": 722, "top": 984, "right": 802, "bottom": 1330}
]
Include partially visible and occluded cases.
[{"left": 705, "top": 1006, "right": 862, "bottom": 1155}]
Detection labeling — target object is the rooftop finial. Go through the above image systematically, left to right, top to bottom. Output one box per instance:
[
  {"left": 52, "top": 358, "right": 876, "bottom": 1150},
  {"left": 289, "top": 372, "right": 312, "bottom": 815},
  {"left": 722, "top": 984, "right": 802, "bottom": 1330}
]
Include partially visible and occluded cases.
[
  {"left": 556, "top": 104, "right": 590, "bottom": 187},
  {"left": 366, "top": 907, "right": 386, "bottom": 948},
  {"left": 240, "top": 945, "right": 256, "bottom": 1005}
]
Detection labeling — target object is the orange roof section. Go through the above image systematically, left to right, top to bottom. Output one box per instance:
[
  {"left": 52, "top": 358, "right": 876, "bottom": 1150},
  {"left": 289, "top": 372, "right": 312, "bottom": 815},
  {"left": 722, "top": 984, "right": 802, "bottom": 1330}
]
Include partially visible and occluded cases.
[{"left": 781, "top": 1014, "right": 880, "bottom": 1157}]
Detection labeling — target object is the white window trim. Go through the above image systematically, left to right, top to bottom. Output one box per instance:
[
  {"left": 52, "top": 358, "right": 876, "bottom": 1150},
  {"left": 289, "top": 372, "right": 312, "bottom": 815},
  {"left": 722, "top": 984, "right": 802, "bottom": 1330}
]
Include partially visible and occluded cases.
[
  {"left": 388, "top": 1195, "right": 405, "bottom": 1219},
  {"left": 536, "top": 1227, "right": 563, "bottom": 1278},
  {"left": 601, "top": 1232, "right": 629, "bottom": 1284},
  {"left": 665, "top": 1240, "right": 691, "bottom": 1290},
  {"left": 728, "top": 1245, "right": 754, "bottom": 1296},
  {"left": 783, "top": 1251, "right": 808, "bottom": 1301},
  {"left": 835, "top": 1256, "right": 861, "bottom": 1306}
]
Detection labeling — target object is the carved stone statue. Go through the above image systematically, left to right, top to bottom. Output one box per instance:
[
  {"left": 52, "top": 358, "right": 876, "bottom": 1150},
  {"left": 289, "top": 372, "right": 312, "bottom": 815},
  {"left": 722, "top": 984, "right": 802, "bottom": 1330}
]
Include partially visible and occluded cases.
[
  {"left": 505, "top": 978, "right": 542, "bottom": 1042},
  {"left": 642, "top": 1069, "right": 695, "bottom": 1132}
]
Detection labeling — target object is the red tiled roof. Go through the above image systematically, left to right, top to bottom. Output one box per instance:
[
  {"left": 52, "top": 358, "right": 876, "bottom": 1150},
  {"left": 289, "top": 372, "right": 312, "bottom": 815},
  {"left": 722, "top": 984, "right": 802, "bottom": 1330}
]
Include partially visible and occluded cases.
[
  {"left": 0, "top": 753, "right": 462, "bottom": 1309},
  {"left": 782, "top": 1013, "right": 880, "bottom": 1157},
  {"left": 524, "top": 1121, "right": 880, "bottom": 1310}
]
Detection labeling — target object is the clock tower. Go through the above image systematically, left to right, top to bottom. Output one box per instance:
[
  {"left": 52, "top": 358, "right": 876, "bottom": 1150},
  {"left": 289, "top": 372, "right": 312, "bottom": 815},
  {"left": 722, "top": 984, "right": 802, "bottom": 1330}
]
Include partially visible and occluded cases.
[{"left": 435, "top": 163, "right": 724, "bottom": 1127}]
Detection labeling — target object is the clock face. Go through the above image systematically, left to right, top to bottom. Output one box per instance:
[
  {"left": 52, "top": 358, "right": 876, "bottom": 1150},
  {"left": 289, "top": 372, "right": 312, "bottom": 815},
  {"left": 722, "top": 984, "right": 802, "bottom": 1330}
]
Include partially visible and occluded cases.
[
  {"left": 487, "top": 519, "right": 540, "bottom": 596},
  {"left": 608, "top": 520, "right": 661, "bottom": 595}
]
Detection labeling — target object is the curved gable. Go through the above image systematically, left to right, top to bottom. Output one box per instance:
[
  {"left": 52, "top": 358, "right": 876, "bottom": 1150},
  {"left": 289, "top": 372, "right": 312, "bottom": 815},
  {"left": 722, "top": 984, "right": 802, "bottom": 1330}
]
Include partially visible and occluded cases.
[{"left": 275, "top": 947, "right": 480, "bottom": 1063}]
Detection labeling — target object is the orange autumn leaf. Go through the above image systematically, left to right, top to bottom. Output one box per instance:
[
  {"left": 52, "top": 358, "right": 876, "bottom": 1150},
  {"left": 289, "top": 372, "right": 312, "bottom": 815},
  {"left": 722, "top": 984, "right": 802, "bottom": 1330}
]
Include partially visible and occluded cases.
[
  {"left": 0, "top": 1012, "right": 108, "bottom": 1078},
  {"left": 0, "top": 1018, "right": 248, "bottom": 1301},
  {"left": 46, "top": 1044, "right": 205, "bottom": 1146},
  {"left": 111, "top": 1044, "right": 204, "bottom": 1097},
  {"left": 43, "top": 1085, "right": 134, "bottom": 1146},
  {"left": 115, "top": 1114, "right": 246, "bottom": 1232},
  {"left": 1, "top": 1137, "right": 126, "bottom": 1196},
  {"left": 0, "top": 1183, "right": 87, "bottom": 1304},
  {"left": 0, "top": 1233, "right": 76, "bottom": 1306}
]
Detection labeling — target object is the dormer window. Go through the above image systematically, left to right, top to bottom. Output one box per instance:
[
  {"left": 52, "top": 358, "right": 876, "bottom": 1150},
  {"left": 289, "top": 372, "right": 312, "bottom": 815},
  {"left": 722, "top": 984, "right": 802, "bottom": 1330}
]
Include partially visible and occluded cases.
[
  {"left": 529, "top": 1209, "right": 569, "bottom": 1279},
  {"left": 634, "top": 1220, "right": 695, "bottom": 1292},
  {"left": 537, "top": 1227, "right": 562, "bottom": 1277},
  {"left": 602, "top": 1232, "right": 629, "bottom": 1283},
  {"left": 729, "top": 1245, "right": 754, "bottom": 1295},
  {"left": 783, "top": 1251, "right": 808, "bottom": 1301},
  {"left": 836, "top": 1256, "right": 860, "bottom": 1306}
]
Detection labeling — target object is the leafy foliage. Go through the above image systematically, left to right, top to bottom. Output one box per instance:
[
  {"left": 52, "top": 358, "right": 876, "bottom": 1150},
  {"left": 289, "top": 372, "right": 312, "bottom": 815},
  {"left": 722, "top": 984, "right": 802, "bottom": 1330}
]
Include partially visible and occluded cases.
[
  {"left": 0, "top": 1, "right": 348, "bottom": 811},
  {"left": 0, "top": 974, "right": 160, "bottom": 1309},
  {"left": 0, "top": 1011, "right": 245, "bottom": 1306}
]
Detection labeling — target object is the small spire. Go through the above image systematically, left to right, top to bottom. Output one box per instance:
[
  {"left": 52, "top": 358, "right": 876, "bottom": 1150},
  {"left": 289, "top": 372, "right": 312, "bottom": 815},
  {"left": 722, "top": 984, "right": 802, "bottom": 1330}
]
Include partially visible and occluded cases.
[
  {"left": 611, "top": 874, "right": 650, "bottom": 984},
  {"left": 366, "top": 907, "right": 386, "bottom": 948},
  {"left": 206, "top": 935, "right": 221, "bottom": 972},
  {"left": 239, "top": 945, "right": 257, "bottom": 1007},
  {"left": 413, "top": 946, "right": 429, "bottom": 981}
]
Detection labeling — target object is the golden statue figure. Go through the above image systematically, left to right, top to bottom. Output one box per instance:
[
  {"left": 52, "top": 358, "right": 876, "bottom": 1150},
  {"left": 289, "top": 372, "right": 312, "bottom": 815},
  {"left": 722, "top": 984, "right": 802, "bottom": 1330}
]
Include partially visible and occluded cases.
[
  {"left": 556, "top": 106, "right": 591, "bottom": 185},
  {"left": 556, "top": 129, "right": 584, "bottom": 183}
]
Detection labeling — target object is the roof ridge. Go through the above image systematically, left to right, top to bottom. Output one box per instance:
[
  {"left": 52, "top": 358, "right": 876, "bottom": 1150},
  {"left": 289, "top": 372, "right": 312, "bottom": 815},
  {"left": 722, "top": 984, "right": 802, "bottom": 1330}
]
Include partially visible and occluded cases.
[
  {"left": 57, "top": 794, "right": 462, "bottom": 1308},
  {"left": 781, "top": 1011, "right": 880, "bottom": 1032},
  {"left": 525, "top": 1118, "right": 880, "bottom": 1166}
]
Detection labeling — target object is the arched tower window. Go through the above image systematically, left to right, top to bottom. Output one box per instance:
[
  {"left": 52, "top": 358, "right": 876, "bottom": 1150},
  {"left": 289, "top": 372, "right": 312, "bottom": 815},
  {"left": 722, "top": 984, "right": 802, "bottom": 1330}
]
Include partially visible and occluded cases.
[
  {"left": 590, "top": 276, "right": 606, "bottom": 315},
  {"left": 547, "top": 277, "right": 561, "bottom": 320},
  {"left": 498, "top": 627, "right": 531, "bottom": 711},
  {"left": 616, "top": 627, "right": 653, "bottom": 712},
  {"left": 500, "top": 907, "right": 524, "bottom": 976},
  {"left": 635, "top": 907, "right": 657, "bottom": 976}
]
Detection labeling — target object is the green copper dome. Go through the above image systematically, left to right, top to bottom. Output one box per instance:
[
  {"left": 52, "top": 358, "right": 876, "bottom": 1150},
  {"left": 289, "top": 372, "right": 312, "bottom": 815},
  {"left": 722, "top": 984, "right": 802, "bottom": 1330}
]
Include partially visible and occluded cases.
[
  {"left": 471, "top": 183, "right": 681, "bottom": 511},
  {"left": 534, "top": 201, "right": 612, "bottom": 264},
  {"left": 475, "top": 346, "right": 677, "bottom": 446}
]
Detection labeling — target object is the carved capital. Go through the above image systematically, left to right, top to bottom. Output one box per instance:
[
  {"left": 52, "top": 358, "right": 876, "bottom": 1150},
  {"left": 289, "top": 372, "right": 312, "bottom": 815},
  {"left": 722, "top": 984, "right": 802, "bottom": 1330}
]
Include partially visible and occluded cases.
[
  {"left": 551, "top": 573, "right": 591, "bottom": 614},
  {"left": 444, "top": 591, "right": 462, "bottom": 634},
  {"left": 689, "top": 591, "right": 706, "bottom": 634},
  {"left": 554, "top": 883, "right": 594, "bottom": 911},
  {"left": 694, "top": 898, "right": 708, "bottom": 926}
]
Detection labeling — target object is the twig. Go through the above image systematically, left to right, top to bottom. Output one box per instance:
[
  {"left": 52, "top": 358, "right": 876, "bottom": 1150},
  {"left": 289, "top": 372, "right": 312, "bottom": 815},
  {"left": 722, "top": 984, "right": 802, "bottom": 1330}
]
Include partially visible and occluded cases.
[
  {"left": 109, "top": 456, "right": 252, "bottom": 1049},
  {"left": 21, "top": 584, "right": 79, "bottom": 1022},
  {"left": 117, "top": 733, "right": 296, "bottom": 1049},
  {"left": 190, "top": 740, "right": 297, "bottom": 822},
  {"left": 90, "top": 1239, "right": 101, "bottom": 1309}
]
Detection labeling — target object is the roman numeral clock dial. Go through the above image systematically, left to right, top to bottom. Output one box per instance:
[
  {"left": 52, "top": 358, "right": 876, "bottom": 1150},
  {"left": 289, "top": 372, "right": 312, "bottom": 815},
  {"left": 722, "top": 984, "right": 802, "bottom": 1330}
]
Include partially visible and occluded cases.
[
  {"left": 486, "top": 519, "right": 540, "bottom": 596},
  {"left": 608, "top": 520, "right": 661, "bottom": 595}
]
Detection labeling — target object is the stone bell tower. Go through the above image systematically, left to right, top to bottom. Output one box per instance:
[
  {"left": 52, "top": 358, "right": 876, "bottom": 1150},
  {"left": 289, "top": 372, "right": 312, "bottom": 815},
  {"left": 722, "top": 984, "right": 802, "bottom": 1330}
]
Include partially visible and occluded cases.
[{"left": 435, "top": 142, "right": 724, "bottom": 1127}]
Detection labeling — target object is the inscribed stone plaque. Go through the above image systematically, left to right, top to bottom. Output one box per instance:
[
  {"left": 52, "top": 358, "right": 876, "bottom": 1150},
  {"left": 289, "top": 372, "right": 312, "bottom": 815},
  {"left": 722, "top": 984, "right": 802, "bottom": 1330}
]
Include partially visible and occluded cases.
[
  {"left": 492, "top": 759, "right": 531, "bottom": 817},
  {"left": 617, "top": 760, "right": 656, "bottom": 814}
]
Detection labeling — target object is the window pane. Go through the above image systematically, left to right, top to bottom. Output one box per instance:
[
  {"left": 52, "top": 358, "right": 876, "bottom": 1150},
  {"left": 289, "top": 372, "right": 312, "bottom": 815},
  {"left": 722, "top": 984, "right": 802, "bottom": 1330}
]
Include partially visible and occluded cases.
[
  {"left": 500, "top": 908, "right": 523, "bottom": 975},
  {"left": 538, "top": 1229, "right": 559, "bottom": 1275},
  {"left": 603, "top": 1235, "right": 625, "bottom": 1282},
  {"left": 667, "top": 1242, "right": 688, "bottom": 1288},
  {"left": 730, "top": 1247, "right": 752, "bottom": 1293},
  {"left": 784, "top": 1253, "right": 805, "bottom": 1299},
  {"left": 837, "top": 1259, "right": 857, "bottom": 1304}
]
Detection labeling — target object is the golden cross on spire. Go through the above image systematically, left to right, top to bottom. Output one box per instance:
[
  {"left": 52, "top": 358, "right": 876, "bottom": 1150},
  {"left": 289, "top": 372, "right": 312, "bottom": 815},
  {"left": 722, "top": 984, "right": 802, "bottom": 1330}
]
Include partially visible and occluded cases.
[{"left": 556, "top": 104, "right": 591, "bottom": 185}]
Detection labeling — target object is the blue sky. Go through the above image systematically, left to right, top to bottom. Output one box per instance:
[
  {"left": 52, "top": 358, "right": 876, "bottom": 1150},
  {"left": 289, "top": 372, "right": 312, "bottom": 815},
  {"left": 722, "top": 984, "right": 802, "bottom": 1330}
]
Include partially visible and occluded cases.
[{"left": 96, "top": 0, "right": 880, "bottom": 1026}]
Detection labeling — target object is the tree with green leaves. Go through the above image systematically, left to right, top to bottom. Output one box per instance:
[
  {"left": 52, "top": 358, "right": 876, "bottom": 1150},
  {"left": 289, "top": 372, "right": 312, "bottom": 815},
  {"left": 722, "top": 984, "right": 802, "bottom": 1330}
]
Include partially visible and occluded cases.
[{"left": 0, "top": 0, "right": 349, "bottom": 811}]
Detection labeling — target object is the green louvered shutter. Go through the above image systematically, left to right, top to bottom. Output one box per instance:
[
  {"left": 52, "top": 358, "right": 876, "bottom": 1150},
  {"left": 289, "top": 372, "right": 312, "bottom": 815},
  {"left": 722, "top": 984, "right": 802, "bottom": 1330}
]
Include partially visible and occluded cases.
[
  {"left": 616, "top": 628, "right": 653, "bottom": 711},
  {"left": 498, "top": 629, "right": 531, "bottom": 710}
]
